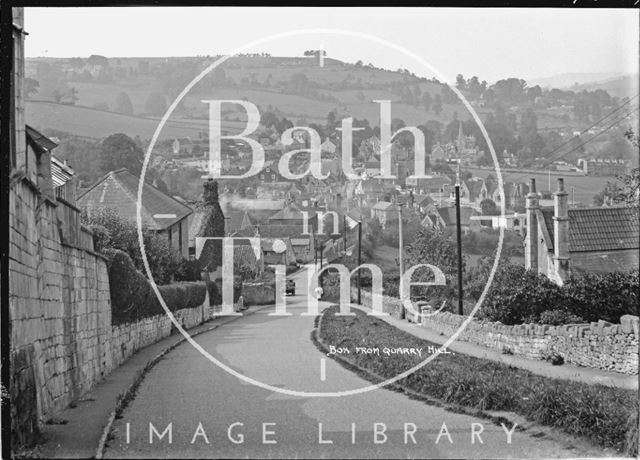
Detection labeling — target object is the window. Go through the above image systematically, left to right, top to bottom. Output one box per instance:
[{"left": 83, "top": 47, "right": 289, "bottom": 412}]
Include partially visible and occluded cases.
[
  {"left": 178, "top": 223, "right": 183, "bottom": 254},
  {"left": 167, "top": 228, "right": 172, "bottom": 246}
]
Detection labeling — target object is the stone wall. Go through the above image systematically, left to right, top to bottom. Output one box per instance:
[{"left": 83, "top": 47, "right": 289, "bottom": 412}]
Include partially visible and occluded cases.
[
  {"left": 9, "top": 180, "right": 112, "bottom": 444},
  {"left": 9, "top": 180, "right": 216, "bottom": 445},
  {"left": 242, "top": 282, "right": 275, "bottom": 306},
  {"left": 350, "top": 288, "right": 404, "bottom": 319},
  {"left": 110, "top": 304, "right": 208, "bottom": 370},
  {"left": 419, "top": 309, "right": 639, "bottom": 375}
]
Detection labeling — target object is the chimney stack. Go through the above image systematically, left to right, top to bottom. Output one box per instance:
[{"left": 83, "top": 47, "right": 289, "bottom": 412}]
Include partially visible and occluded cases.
[
  {"left": 525, "top": 178, "right": 539, "bottom": 272},
  {"left": 553, "top": 178, "right": 570, "bottom": 283}
]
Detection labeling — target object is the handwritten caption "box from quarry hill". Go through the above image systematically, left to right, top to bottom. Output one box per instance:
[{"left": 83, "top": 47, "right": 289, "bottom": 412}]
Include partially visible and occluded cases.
[{"left": 327, "top": 346, "right": 452, "bottom": 358}]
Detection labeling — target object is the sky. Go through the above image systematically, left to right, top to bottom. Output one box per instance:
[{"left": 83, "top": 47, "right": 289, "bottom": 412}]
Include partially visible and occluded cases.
[{"left": 24, "top": 7, "right": 639, "bottom": 84}]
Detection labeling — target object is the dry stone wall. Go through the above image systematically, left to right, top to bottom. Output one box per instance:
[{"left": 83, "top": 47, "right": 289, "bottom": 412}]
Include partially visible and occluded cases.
[
  {"left": 349, "top": 285, "right": 638, "bottom": 375},
  {"left": 419, "top": 309, "right": 638, "bottom": 375}
]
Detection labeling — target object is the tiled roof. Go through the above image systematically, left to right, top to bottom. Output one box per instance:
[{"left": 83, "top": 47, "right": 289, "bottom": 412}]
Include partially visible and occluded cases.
[
  {"left": 26, "top": 125, "right": 58, "bottom": 152},
  {"left": 77, "top": 169, "right": 192, "bottom": 230},
  {"left": 372, "top": 201, "right": 397, "bottom": 211},
  {"left": 268, "top": 203, "right": 316, "bottom": 221},
  {"left": 437, "top": 206, "right": 477, "bottom": 227},
  {"left": 541, "top": 206, "right": 639, "bottom": 253},
  {"left": 225, "top": 210, "right": 252, "bottom": 234},
  {"left": 235, "top": 224, "right": 312, "bottom": 241}
]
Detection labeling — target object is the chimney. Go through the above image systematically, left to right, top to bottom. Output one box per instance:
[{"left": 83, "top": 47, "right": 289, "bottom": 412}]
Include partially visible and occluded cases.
[
  {"left": 525, "top": 178, "right": 539, "bottom": 272},
  {"left": 553, "top": 178, "right": 570, "bottom": 283}
]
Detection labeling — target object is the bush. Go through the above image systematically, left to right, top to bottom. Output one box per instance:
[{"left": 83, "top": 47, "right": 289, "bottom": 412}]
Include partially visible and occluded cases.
[
  {"left": 83, "top": 208, "right": 180, "bottom": 284},
  {"left": 105, "top": 249, "right": 206, "bottom": 325},
  {"left": 175, "top": 258, "right": 204, "bottom": 282},
  {"left": 477, "top": 265, "right": 565, "bottom": 325},
  {"left": 563, "top": 270, "right": 639, "bottom": 323},
  {"left": 207, "top": 277, "right": 242, "bottom": 306},
  {"left": 538, "top": 309, "right": 583, "bottom": 326}
]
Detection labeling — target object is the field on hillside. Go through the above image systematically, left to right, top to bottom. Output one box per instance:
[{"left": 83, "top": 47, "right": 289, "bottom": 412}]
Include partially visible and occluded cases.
[{"left": 25, "top": 100, "right": 250, "bottom": 141}]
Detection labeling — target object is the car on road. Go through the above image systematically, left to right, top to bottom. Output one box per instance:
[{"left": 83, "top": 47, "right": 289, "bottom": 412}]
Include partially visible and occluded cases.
[{"left": 286, "top": 279, "right": 295, "bottom": 296}]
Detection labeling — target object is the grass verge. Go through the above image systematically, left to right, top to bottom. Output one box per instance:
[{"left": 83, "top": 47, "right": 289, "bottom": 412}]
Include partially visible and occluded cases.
[{"left": 318, "top": 305, "right": 638, "bottom": 455}]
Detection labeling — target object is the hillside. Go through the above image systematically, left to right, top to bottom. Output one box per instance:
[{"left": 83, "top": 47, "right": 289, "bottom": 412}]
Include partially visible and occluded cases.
[{"left": 25, "top": 55, "right": 476, "bottom": 140}]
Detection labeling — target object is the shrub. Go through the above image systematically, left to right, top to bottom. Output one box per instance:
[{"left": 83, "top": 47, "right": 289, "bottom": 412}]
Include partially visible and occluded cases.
[
  {"left": 83, "top": 208, "right": 180, "bottom": 284},
  {"left": 105, "top": 249, "right": 206, "bottom": 325},
  {"left": 175, "top": 258, "right": 204, "bottom": 282},
  {"left": 477, "top": 265, "right": 565, "bottom": 325},
  {"left": 563, "top": 270, "right": 639, "bottom": 323},
  {"left": 538, "top": 309, "right": 583, "bottom": 326}
]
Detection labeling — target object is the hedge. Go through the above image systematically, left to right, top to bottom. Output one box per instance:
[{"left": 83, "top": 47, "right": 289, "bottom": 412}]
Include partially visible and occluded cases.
[{"left": 105, "top": 249, "right": 207, "bottom": 325}]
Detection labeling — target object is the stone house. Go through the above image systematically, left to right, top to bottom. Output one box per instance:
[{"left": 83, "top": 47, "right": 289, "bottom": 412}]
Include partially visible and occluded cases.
[
  {"left": 77, "top": 169, "right": 193, "bottom": 257},
  {"left": 525, "top": 178, "right": 639, "bottom": 285},
  {"left": 371, "top": 201, "right": 399, "bottom": 229},
  {"left": 429, "top": 206, "right": 480, "bottom": 234}
]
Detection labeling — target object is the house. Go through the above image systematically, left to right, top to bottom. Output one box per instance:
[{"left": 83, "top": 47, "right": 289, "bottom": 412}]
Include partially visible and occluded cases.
[
  {"left": 320, "top": 138, "right": 337, "bottom": 156},
  {"left": 578, "top": 158, "right": 628, "bottom": 177},
  {"left": 258, "top": 162, "right": 289, "bottom": 183},
  {"left": 77, "top": 168, "right": 193, "bottom": 257},
  {"left": 406, "top": 174, "right": 452, "bottom": 195},
  {"left": 525, "top": 178, "right": 639, "bottom": 285},
  {"left": 412, "top": 194, "right": 436, "bottom": 215},
  {"left": 371, "top": 201, "right": 399, "bottom": 228},
  {"left": 268, "top": 203, "right": 318, "bottom": 231},
  {"left": 429, "top": 206, "right": 480, "bottom": 234},
  {"left": 224, "top": 210, "right": 253, "bottom": 236},
  {"left": 235, "top": 225, "right": 316, "bottom": 264}
]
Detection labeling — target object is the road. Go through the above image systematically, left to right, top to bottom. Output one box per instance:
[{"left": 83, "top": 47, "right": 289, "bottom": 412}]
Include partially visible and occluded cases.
[{"left": 104, "top": 266, "right": 599, "bottom": 459}]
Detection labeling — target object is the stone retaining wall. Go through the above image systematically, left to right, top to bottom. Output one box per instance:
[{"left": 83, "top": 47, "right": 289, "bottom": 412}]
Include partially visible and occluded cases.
[
  {"left": 9, "top": 180, "right": 217, "bottom": 445},
  {"left": 419, "top": 309, "right": 639, "bottom": 375}
]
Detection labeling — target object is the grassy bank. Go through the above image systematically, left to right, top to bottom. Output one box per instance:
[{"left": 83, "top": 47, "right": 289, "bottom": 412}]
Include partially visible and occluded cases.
[{"left": 318, "top": 306, "right": 638, "bottom": 455}]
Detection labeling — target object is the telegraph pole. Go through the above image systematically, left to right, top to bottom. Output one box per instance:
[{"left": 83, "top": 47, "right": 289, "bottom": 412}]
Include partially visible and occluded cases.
[
  {"left": 455, "top": 183, "right": 464, "bottom": 315},
  {"left": 398, "top": 203, "right": 405, "bottom": 319},
  {"left": 357, "top": 221, "right": 362, "bottom": 305}
]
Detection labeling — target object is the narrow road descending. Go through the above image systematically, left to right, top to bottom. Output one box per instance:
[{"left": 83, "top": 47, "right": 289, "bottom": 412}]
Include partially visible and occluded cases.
[{"left": 105, "top": 267, "right": 597, "bottom": 459}]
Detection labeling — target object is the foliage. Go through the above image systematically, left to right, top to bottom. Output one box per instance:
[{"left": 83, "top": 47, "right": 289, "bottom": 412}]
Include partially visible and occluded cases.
[
  {"left": 113, "top": 91, "right": 134, "bottom": 115},
  {"left": 98, "top": 133, "right": 143, "bottom": 176},
  {"left": 195, "top": 180, "right": 225, "bottom": 272},
  {"left": 479, "top": 198, "right": 499, "bottom": 216},
  {"left": 83, "top": 207, "right": 181, "bottom": 285},
  {"left": 104, "top": 249, "right": 206, "bottom": 325},
  {"left": 472, "top": 256, "right": 639, "bottom": 325},
  {"left": 174, "top": 258, "right": 204, "bottom": 282},
  {"left": 476, "top": 264, "right": 566, "bottom": 325},
  {"left": 562, "top": 270, "right": 639, "bottom": 323},
  {"left": 320, "top": 307, "right": 637, "bottom": 454},
  {"left": 538, "top": 310, "right": 583, "bottom": 326}
]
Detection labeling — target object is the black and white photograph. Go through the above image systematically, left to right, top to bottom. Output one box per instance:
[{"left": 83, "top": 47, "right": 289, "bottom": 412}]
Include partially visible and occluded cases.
[{"left": 3, "top": 4, "right": 639, "bottom": 459}]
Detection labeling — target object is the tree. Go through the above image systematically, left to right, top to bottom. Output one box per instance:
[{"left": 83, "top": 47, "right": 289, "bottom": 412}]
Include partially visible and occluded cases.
[
  {"left": 87, "top": 54, "right": 109, "bottom": 67},
  {"left": 456, "top": 74, "right": 466, "bottom": 91},
  {"left": 113, "top": 91, "right": 134, "bottom": 115},
  {"left": 144, "top": 92, "right": 167, "bottom": 116},
  {"left": 422, "top": 92, "right": 432, "bottom": 112},
  {"left": 432, "top": 94, "right": 443, "bottom": 116},
  {"left": 98, "top": 133, "right": 144, "bottom": 176},
  {"left": 197, "top": 180, "right": 226, "bottom": 275},
  {"left": 480, "top": 198, "right": 499, "bottom": 216}
]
